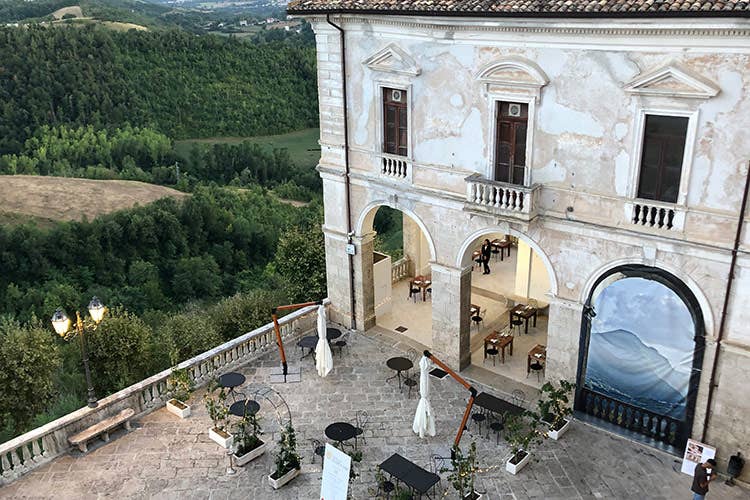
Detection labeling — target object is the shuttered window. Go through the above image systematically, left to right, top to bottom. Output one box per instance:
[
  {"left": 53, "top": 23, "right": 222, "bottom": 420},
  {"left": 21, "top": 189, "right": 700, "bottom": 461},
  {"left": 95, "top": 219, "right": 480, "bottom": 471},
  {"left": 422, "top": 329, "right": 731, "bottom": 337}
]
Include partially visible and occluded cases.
[
  {"left": 383, "top": 88, "right": 407, "bottom": 156},
  {"left": 494, "top": 102, "right": 528, "bottom": 185},
  {"left": 637, "top": 115, "right": 688, "bottom": 204}
]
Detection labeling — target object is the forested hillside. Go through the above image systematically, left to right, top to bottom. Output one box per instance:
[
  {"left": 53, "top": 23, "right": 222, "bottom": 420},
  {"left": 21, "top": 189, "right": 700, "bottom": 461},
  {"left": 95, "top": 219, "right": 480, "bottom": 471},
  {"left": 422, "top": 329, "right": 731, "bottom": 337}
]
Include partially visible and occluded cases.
[{"left": 0, "top": 25, "right": 318, "bottom": 154}]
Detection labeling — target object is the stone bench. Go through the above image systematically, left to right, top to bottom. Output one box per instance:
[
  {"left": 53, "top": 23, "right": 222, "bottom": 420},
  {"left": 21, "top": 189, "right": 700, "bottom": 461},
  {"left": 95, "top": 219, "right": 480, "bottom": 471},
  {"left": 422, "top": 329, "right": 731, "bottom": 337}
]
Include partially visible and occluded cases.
[{"left": 68, "top": 408, "right": 135, "bottom": 453}]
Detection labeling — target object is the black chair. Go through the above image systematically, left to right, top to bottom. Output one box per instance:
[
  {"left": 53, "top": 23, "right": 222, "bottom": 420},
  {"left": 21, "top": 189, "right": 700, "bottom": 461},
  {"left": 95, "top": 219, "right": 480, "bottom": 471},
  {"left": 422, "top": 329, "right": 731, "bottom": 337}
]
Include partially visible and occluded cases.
[
  {"left": 491, "top": 244, "right": 500, "bottom": 261},
  {"left": 408, "top": 281, "right": 421, "bottom": 302},
  {"left": 425, "top": 287, "right": 432, "bottom": 301},
  {"left": 471, "top": 308, "right": 484, "bottom": 331},
  {"left": 511, "top": 317, "right": 523, "bottom": 335},
  {"left": 333, "top": 331, "right": 349, "bottom": 356},
  {"left": 484, "top": 346, "right": 499, "bottom": 366},
  {"left": 528, "top": 361, "right": 545, "bottom": 382},
  {"left": 511, "top": 389, "right": 526, "bottom": 407},
  {"left": 354, "top": 410, "right": 368, "bottom": 446},
  {"left": 470, "top": 410, "right": 486, "bottom": 434},
  {"left": 489, "top": 418, "right": 505, "bottom": 444},
  {"left": 310, "top": 438, "right": 325, "bottom": 464},
  {"left": 376, "top": 476, "right": 395, "bottom": 499}
]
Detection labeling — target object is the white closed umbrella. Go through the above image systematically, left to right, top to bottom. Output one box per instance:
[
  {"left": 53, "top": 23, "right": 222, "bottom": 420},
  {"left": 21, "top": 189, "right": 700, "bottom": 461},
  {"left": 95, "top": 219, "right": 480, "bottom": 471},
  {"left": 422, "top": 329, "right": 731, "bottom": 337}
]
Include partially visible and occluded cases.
[
  {"left": 315, "top": 305, "right": 333, "bottom": 377},
  {"left": 412, "top": 355, "right": 436, "bottom": 438}
]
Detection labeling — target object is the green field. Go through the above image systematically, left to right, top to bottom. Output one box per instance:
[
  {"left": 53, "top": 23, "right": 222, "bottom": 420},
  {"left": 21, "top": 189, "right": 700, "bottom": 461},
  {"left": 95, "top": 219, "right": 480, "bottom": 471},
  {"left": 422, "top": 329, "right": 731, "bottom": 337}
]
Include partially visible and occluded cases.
[{"left": 174, "top": 128, "right": 321, "bottom": 169}]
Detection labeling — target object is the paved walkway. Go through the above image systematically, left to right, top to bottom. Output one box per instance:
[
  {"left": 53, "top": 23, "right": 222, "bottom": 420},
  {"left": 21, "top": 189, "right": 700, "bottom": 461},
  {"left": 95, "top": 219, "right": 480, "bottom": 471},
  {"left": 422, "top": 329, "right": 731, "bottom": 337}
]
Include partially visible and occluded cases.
[{"left": 2, "top": 329, "right": 747, "bottom": 499}]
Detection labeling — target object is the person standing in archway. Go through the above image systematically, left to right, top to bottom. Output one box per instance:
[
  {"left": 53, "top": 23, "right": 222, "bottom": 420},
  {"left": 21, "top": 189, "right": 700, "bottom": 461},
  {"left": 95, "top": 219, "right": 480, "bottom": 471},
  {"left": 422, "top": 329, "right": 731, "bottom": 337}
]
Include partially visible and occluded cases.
[{"left": 481, "top": 239, "right": 492, "bottom": 275}]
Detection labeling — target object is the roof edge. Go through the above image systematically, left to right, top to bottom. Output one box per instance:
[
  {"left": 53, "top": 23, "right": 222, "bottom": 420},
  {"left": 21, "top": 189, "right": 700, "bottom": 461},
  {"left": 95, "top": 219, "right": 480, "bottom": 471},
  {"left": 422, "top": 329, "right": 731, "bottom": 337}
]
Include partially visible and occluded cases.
[{"left": 286, "top": 8, "right": 750, "bottom": 19}]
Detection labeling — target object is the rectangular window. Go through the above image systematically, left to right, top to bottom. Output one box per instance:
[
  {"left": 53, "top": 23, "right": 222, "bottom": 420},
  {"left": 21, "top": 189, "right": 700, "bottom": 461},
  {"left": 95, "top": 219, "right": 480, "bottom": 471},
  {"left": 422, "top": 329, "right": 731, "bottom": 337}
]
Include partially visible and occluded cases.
[
  {"left": 383, "top": 88, "right": 407, "bottom": 157},
  {"left": 494, "top": 102, "right": 528, "bottom": 185},
  {"left": 637, "top": 115, "right": 688, "bottom": 204}
]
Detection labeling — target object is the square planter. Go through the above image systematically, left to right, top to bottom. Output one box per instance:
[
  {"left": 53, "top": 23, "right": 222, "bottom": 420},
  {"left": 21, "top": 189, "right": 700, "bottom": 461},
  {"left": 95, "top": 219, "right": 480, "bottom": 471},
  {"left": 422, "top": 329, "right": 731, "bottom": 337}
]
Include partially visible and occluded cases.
[
  {"left": 166, "top": 399, "right": 191, "bottom": 419},
  {"left": 547, "top": 419, "right": 571, "bottom": 440},
  {"left": 209, "top": 427, "right": 233, "bottom": 449},
  {"left": 234, "top": 440, "right": 266, "bottom": 466},
  {"left": 505, "top": 451, "right": 530, "bottom": 475},
  {"left": 268, "top": 467, "right": 300, "bottom": 489}
]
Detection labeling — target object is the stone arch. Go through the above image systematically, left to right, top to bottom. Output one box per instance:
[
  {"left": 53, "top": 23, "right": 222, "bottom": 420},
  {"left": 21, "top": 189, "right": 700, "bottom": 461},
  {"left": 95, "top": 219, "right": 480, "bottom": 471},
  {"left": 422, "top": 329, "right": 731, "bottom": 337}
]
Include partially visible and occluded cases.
[
  {"left": 355, "top": 200, "right": 437, "bottom": 261},
  {"left": 455, "top": 226, "right": 558, "bottom": 295},
  {"left": 580, "top": 258, "right": 715, "bottom": 338},
  {"left": 575, "top": 263, "right": 707, "bottom": 451}
]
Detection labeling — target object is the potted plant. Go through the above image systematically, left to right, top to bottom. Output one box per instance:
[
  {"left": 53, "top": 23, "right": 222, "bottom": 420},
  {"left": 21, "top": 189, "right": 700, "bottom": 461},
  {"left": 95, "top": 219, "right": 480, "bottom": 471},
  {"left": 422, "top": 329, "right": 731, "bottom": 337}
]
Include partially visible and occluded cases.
[
  {"left": 166, "top": 368, "right": 193, "bottom": 418},
  {"left": 535, "top": 380, "right": 575, "bottom": 440},
  {"left": 204, "top": 382, "right": 232, "bottom": 448},
  {"left": 233, "top": 410, "right": 266, "bottom": 466},
  {"left": 504, "top": 413, "right": 544, "bottom": 475},
  {"left": 268, "top": 422, "right": 301, "bottom": 489},
  {"left": 445, "top": 442, "right": 481, "bottom": 499}
]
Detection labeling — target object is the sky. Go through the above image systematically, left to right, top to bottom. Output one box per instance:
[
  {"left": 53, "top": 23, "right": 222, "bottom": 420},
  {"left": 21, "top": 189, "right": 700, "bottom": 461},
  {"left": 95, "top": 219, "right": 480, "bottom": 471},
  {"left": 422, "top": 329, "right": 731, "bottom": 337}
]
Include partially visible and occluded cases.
[{"left": 591, "top": 276, "right": 695, "bottom": 375}]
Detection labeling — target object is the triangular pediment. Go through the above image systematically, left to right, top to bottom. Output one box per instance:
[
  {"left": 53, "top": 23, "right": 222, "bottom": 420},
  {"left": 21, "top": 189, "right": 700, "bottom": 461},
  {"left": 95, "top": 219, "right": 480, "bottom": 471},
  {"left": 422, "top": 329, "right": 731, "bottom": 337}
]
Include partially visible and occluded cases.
[
  {"left": 362, "top": 44, "right": 420, "bottom": 77},
  {"left": 476, "top": 57, "right": 549, "bottom": 89},
  {"left": 624, "top": 65, "right": 719, "bottom": 99}
]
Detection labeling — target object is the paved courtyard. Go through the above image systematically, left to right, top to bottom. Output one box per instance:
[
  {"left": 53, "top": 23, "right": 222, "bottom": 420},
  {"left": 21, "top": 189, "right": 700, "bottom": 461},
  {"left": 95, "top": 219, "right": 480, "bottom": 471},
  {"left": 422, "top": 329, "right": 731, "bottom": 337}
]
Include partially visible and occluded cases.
[{"left": 2, "top": 328, "right": 747, "bottom": 500}]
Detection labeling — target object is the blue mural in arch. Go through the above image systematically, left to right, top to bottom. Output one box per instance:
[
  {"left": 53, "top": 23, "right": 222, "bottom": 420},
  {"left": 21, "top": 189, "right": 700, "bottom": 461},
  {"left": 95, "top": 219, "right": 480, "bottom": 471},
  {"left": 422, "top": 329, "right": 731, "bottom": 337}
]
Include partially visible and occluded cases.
[{"left": 584, "top": 276, "right": 695, "bottom": 420}]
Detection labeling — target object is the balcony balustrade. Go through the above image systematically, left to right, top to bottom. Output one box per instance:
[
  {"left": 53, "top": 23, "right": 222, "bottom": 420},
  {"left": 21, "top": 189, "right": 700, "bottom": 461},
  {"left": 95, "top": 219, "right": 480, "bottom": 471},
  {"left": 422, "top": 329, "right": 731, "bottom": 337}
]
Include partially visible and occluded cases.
[
  {"left": 378, "top": 153, "right": 412, "bottom": 182},
  {"left": 465, "top": 174, "right": 540, "bottom": 221},
  {"left": 626, "top": 200, "right": 685, "bottom": 232}
]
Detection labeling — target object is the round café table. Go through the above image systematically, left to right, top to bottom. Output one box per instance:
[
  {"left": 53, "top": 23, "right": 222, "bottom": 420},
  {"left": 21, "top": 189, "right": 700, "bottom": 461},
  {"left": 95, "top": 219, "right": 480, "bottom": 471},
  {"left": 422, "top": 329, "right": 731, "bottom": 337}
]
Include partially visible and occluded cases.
[
  {"left": 326, "top": 328, "right": 342, "bottom": 341},
  {"left": 297, "top": 335, "right": 318, "bottom": 359},
  {"left": 386, "top": 357, "right": 413, "bottom": 390},
  {"left": 218, "top": 372, "right": 245, "bottom": 401},
  {"left": 229, "top": 399, "right": 260, "bottom": 418},
  {"left": 325, "top": 422, "right": 357, "bottom": 449}
]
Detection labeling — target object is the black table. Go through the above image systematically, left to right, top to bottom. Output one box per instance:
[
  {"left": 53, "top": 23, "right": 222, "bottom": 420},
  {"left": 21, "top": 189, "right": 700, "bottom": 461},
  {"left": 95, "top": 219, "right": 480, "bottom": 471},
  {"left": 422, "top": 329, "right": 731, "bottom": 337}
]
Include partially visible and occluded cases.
[
  {"left": 326, "top": 327, "right": 342, "bottom": 341},
  {"left": 297, "top": 335, "right": 318, "bottom": 358},
  {"left": 386, "top": 357, "right": 413, "bottom": 390},
  {"left": 218, "top": 372, "right": 246, "bottom": 401},
  {"left": 474, "top": 392, "right": 524, "bottom": 420},
  {"left": 228, "top": 399, "right": 260, "bottom": 417},
  {"left": 325, "top": 422, "right": 357, "bottom": 449},
  {"left": 380, "top": 453, "right": 440, "bottom": 497}
]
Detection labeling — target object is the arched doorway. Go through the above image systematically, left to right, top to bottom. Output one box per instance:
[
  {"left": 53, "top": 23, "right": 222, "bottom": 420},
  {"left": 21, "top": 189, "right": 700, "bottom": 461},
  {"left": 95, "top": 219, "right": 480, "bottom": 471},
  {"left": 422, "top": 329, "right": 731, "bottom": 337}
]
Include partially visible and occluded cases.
[
  {"left": 357, "top": 204, "right": 436, "bottom": 347},
  {"left": 457, "top": 230, "right": 556, "bottom": 388},
  {"left": 575, "top": 265, "right": 705, "bottom": 452}
]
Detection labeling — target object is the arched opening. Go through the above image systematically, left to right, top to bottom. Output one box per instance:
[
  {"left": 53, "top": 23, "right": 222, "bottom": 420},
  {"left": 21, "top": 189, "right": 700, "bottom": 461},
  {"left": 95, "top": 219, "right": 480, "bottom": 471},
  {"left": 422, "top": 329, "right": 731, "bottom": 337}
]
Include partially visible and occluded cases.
[
  {"left": 359, "top": 204, "right": 435, "bottom": 347},
  {"left": 459, "top": 231, "right": 554, "bottom": 389},
  {"left": 575, "top": 265, "right": 705, "bottom": 453}
]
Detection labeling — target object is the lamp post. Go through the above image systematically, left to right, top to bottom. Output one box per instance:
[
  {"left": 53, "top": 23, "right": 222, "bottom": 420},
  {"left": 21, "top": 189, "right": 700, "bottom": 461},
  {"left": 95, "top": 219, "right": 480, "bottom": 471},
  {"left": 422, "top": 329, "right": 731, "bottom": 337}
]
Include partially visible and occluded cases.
[{"left": 51, "top": 297, "right": 107, "bottom": 409}]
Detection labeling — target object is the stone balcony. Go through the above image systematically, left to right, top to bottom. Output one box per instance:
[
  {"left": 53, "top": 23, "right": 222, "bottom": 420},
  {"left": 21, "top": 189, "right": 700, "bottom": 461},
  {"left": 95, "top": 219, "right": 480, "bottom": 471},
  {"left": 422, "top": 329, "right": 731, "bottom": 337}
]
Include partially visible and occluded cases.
[
  {"left": 464, "top": 174, "right": 541, "bottom": 222},
  {"left": 625, "top": 198, "right": 686, "bottom": 233}
]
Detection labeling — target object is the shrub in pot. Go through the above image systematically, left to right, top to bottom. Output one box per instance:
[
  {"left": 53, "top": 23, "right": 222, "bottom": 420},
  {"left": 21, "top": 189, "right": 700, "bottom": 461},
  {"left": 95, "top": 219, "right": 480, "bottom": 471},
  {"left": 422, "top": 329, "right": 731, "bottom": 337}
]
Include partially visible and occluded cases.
[
  {"left": 166, "top": 367, "right": 193, "bottom": 418},
  {"left": 534, "top": 380, "right": 575, "bottom": 440},
  {"left": 204, "top": 382, "right": 232, "bottom": 448},
  {"left": 233, "top": 410, "right": 265, "bottom": 466},
  {"left": 504, "top": 413, "right": 545, "bottom": 475},
  {"left": 268, "top": 422, "right": 301, "bottom": 489},
  {"left": 445, "top": 442, "right": 481, "bottom": 499}
]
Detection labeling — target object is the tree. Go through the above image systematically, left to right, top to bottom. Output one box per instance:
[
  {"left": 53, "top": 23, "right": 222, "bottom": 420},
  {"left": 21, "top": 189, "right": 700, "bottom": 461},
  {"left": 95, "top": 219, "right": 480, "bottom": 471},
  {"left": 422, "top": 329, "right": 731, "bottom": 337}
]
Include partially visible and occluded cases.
[
  {"left": 271, "top": 226, "right": 326, "bottom": 303},
  {"left": 171, "top": 255, "right": 222, "bottom": 301},
  {"left": 85, "top": 308, "right": 153, "bottom": 396},
  {"left": 156, "top": 310, "right": 221, "bottom": 365},
  {"left": 0, "top": 319, "right": 61, "bottom": 433}
]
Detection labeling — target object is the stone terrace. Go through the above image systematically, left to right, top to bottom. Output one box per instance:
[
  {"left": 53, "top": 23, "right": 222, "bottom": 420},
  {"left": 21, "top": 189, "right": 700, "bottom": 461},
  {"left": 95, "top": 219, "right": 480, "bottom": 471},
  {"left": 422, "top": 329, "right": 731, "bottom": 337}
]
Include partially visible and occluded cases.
[{"left": 2, "top": 329, "right": 747, "bottom": 500}]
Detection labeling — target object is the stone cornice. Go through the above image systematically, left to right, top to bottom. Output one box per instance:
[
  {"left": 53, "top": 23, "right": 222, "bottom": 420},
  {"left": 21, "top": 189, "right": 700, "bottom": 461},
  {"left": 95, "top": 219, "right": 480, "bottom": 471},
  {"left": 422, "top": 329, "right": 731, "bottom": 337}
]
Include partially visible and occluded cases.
[{"left": 307, "top": 15, "right": 750, "bottom": 40}]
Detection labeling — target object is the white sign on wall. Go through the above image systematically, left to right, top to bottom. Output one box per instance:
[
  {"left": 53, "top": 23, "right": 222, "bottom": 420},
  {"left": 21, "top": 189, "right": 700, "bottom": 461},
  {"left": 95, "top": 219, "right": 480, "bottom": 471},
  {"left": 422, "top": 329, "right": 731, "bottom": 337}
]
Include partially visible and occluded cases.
[
  {"left": 681, "top": 438, "right": 716, "bottom": 477},
  {"left": 320, "top": 443, "right": 351, "bottom": 500}
]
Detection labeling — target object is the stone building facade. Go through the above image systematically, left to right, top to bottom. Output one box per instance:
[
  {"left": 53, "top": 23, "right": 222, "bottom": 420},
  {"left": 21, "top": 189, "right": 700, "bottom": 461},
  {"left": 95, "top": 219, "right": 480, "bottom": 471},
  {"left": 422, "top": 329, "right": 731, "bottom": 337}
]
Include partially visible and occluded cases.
[{"left": 289, "top": 0, "right": 750, "bottom": 479}]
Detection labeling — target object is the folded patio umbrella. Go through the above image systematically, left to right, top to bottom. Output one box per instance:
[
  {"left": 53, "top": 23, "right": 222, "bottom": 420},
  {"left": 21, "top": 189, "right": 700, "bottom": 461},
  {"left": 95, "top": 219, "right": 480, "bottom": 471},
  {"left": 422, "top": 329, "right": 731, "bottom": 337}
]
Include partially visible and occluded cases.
[
  {"left": 315, "top": 305, "right": 333, "bottom": 377},
  {"left": 412, "top": 355, "right": 436, "bottom": 438}
]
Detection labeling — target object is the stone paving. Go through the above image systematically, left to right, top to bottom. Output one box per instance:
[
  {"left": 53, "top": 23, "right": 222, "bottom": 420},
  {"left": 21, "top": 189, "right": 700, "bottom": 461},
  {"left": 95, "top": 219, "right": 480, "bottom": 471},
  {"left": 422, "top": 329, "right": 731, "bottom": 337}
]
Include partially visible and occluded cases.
[{"left": 2, "top": 329, "right": 747, "bottom": 500}]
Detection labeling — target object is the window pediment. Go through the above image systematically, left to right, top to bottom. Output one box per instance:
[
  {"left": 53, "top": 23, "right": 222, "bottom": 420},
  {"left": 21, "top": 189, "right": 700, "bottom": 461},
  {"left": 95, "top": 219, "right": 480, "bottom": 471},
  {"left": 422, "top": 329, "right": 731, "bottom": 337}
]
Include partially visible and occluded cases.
[
  {"left": 362, "top": 44, "right": 421, "bottom": 77},
  {"left": 476, "top": 57, "right": 549, "bottom": 90},
  {"left": 624, "top": 65, "right": 719, "bottom": 100}
]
